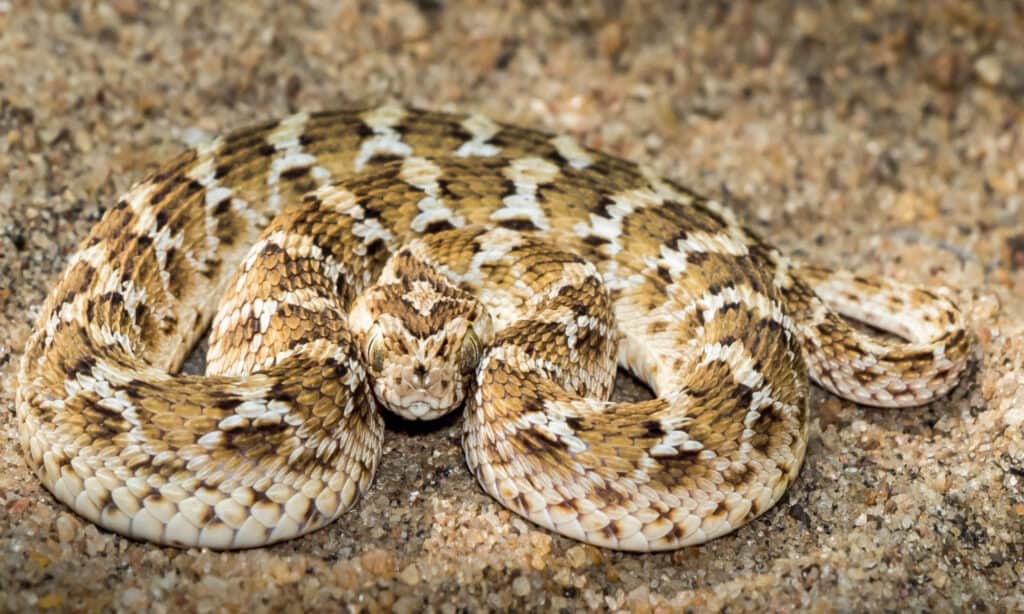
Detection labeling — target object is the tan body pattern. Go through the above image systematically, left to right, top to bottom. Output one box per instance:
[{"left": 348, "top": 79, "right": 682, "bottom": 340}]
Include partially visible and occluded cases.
[{"left": 15, "top": 106, "right": 970, "bottom": 550}]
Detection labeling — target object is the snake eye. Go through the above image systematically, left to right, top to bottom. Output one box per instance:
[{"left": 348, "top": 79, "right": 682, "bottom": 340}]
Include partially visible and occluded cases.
[
  {"left": 460, "top": 327, "right": 482, "bottom": 373},
  {"left": 366, "top": 332, "right": 385, "bottom": 373}
]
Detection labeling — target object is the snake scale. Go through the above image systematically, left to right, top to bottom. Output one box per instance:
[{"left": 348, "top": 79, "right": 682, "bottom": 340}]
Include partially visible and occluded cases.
[{"left": 15, "top": 106, "right": 970, "bottom": 551}]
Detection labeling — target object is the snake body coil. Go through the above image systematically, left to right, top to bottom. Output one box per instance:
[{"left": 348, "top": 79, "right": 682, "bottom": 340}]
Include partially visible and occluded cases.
[{"left": 15, "top": 106, "right": 969, "bottom": 550}]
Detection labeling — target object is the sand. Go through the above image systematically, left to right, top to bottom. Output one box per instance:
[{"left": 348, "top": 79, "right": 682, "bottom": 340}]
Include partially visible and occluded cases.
[{"left": 1, "top": 1, "right": 1021, "bottom": 611}]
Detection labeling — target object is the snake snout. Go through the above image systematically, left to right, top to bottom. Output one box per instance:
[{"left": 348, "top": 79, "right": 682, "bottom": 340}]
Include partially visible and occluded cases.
[
  {"left": 370, "top": 357, "right": 465, "bottom": 422},
  {"left": 412, "top": 362, "right": 430, "bottom": 385}
]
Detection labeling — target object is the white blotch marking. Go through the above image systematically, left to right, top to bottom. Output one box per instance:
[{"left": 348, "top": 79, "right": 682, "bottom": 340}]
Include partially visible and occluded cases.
[
  {"left": 355, "top": 105, "right": 412, "bottom": 171},
  {"left": 266, "top": 111, "right": 309, "bottom": 150},
  {"left": 265, "top": 112, "right": 333, "bottom": 213},
  {"left": 455, "top": 113, "right": 502, "bottom": 157},
  {"left": 550, "top": 135, "right": 593, "bottom": 169},
  {"left": 185, "top": 136, "right": 245, "bottom": 267},
  {"left": 401, "top": 157, "right": 466, "bottom": 233},
  {"left": 491, "top": 157, "right": 560, "bottom": 231},
  {"left": 312, "top": 184, "right": 396, "bottom": 261},
  {"left": 313, "top": 185, "right": 358, "bottom": 215},
  {"left": 572, "top": 187, "right": 662, "bottom": 256},
  {"left": 679, "top": 228, "right": 748, "bottom": 257},
  {"left": 211, "top": 231, "right": 349, "bottom": 356},
  {"left": 772, "top": 254, "right": 796, "bottom": 290},
  {"left": 404, "top": 280, "right": 445, "bottom": 316},
  {"left": 672, "top": 284, "right": 798, "bottom": 346},
  {"left": 696, "top": 338, "right": 800, "bottom": 444},
  {"left": 515, "top": 412, "right": 588, "bottom": 454}
]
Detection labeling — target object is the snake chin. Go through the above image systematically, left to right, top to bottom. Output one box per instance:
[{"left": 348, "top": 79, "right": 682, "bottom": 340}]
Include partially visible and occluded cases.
[{"left": 399, "top": 400, "right": 450, "bottom": 421}]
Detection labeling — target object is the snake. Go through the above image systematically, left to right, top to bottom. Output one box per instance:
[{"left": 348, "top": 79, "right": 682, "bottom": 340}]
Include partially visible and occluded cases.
[{"left": 14, "top": 106, "right": 970, "bottom": 551}]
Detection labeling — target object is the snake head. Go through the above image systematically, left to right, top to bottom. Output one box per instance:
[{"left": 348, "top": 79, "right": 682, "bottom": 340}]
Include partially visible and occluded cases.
[{"left": 349, "top": 255, "right": 493, "bottom": 421}]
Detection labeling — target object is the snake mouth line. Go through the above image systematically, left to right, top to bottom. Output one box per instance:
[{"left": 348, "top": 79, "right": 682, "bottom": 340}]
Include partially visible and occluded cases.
[{"left": 400, "top": 399, "right": 447, "bottom": 420}]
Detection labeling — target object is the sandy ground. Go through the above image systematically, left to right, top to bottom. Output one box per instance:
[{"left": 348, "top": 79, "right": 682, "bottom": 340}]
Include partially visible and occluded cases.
[{"left": 1, "top": 1, "right": 1022, "bottom": 611}]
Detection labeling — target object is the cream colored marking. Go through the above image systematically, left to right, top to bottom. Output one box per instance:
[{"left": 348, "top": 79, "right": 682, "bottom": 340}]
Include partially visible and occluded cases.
[
  {"left": 355, "top": 105, "right": 412, "bottom": 171},
  {"left": 264, "top": 112, "right": 334, "bottom": 212},
  {"left": 455, "top": 113, "right": 502, "bottom": 157},
  {"left": 550, "top": 135, "right": 593, "bottom": 169},
  {"left": 401, "top": 157, "right": 467, "bottom": 233},
  {"left": 491, "top": 157, "right": 561, "bottom": 231},
  {"left": 572, "top": 187, "right": 662, "bottom": 257},
  {"left": 404, "top": 280, "right": 445, "bottom": 316},
  {"left": 515, "top": 411, "right": 588, "bottom": 454}
]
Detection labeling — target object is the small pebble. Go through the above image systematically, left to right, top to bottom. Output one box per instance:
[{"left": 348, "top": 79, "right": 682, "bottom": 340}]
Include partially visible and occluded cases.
[
  {"left": 110, "top": 0, "right": 139, "bottom": 18},
  {"left": 974, "top": 55, "right": 1003, "bottom": 86},
  {"left": 55, "top": 515, "right": 78, "bottom": 543},
  {"left": 566, "top": 546, "right": 588, "bottom": 569},
  {"left": 360, "top": 549, "right": 395, "bottom": 579},
  {"left": 269, "top": 560, "right": 302, "bottom": 584},
  {"left": 332, "top": 560, "right": 361, "bottom": 590},
  {"left": 398, "top": 563, "right": 420, "bottom": 586},
  {"left": 202, "top": 575, "right": 227, "bottom": 592},
  {"left": 512, "top": 576, "right": 531, "bottom": 597},
  {"left": 626, "top": 585, "right": 651, "bottom": 613},
  {"left": 118, "top": 588, "right": 147, "bottom": 610},
  {"left": 37, "top": 594, "right": 64, "bottom": 610},
  {"left": 392, "top": 596, "right": 420, "bottom": 614}
]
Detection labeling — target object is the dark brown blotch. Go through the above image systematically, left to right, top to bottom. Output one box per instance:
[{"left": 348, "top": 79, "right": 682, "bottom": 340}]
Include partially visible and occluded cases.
[
  {"left": 364, "top": 153, "right": 405, "bottom": 167},
  {"left": 497, "top": 218, "right": 540, "bottom": 232},
  {"left": 422, "top": 220, "right": 456, "bottom": 234}
]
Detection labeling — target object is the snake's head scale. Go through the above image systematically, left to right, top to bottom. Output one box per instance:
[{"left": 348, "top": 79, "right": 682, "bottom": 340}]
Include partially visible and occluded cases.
[{"left": 350, "top": 253, "right": 493, "bottom": 421}]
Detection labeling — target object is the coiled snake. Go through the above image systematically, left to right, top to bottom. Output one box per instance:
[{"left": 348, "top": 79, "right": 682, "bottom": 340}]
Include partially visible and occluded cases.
[{"left": 15, "top": 106, "right": 969, "bottom": 551}]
